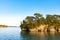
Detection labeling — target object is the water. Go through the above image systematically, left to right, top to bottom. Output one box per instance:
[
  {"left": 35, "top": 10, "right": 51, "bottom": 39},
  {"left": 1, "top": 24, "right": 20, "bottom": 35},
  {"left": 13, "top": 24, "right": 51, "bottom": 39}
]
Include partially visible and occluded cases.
[{"left": 0, "top": 27, "right": 60, "bottom": 40}]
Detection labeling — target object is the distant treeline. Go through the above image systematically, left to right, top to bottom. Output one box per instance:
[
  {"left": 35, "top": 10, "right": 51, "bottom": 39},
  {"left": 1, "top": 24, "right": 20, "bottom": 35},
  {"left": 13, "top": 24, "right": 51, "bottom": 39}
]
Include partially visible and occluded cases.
[
  {"left": 20, "top": 13, "right": 60, "bottom": 32},
  {"left": 0, "top": 25, "right": 8, "bottom": 28}
]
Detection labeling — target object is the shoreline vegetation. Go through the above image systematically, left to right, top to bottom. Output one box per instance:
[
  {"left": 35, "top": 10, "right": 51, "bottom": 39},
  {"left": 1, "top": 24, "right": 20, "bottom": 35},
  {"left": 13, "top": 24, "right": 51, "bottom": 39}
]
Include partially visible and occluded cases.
[
  {"left": 20, "top": 13, "right": 60, "bottom": 32},
  {"left": 0, "top": 25, "right": 8, "bottom": 28}
]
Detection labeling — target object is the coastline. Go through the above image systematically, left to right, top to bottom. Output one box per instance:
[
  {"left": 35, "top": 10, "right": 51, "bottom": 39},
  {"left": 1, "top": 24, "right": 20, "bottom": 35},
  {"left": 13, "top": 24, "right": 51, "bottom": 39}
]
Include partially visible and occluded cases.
[{"left": 21, "top": 25, "right": 60, "bottom": 32}]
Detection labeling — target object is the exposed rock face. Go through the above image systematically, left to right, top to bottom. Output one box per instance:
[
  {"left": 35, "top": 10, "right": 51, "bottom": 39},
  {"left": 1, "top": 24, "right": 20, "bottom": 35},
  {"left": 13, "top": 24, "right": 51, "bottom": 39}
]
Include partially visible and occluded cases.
[
  {"left": 21, "top": 25, "right": 47, "bottom": 32},
  {"left": 21, "top": 25, "right": 60, "bottom": 32},
  {"left": 27, "top": 25, "right": 46, "bottom": 32},
  {"left": 29, "top": 25, "right": 48, "bottom": 32},
  {"left": 37, "top": 25, "right": 46, "bottom": 32},
  {"left": 47, "top": 26, "right": 56, "bottom": 32},
  {"left": 21, "top": 28, "right": 27, "bottom": 31},
  {"left": 29, "top": 28, "right": 38, "bottom": 32},
  {"left": 49, "top": 28, "right": 56, "bottom": 32},
  {"left": 57, "top": 28, "right": 60, "bottom": 32},
  {"left": 58, "top": 28, "right": 60, "bottom": 31},
  {"left": 58, "top": 29, "right": 60, "bottom": 32}
]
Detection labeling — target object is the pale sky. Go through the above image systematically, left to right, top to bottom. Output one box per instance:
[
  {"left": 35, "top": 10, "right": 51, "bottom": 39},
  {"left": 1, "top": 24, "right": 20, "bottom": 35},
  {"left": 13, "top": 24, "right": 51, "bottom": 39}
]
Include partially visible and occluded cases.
[
  {"left": 0, "top": 0, "right": 60, "bottom": 26},
  {"left": 0, "top": 16, "right": 21, "bottom": 26}
]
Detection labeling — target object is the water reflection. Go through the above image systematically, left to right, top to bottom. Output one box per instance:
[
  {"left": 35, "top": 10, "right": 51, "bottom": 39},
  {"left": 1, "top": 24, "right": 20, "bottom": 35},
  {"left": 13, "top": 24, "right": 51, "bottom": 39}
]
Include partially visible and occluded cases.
[
  {"left": 0, "top": 27, "right": 21, "bottom": 40},
  {"left": 0, "top": 28, "right": 60, "bottom": 40},
  {"left": 21, "top": 31, "right": 60, "bottom": 40}
]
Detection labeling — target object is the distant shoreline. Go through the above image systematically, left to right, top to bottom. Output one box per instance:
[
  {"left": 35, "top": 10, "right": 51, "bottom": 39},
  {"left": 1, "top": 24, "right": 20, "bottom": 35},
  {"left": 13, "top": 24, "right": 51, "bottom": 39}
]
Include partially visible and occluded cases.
[{"left": 0, "top": 25, "right": 8, "bottom": 28}]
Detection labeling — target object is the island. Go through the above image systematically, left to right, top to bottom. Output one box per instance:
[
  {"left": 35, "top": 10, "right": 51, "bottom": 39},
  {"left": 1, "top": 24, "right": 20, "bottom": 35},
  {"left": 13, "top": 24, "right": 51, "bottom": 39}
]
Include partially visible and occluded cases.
[{"left": 20, "top": 13, "right": 60, "bottom": 32}]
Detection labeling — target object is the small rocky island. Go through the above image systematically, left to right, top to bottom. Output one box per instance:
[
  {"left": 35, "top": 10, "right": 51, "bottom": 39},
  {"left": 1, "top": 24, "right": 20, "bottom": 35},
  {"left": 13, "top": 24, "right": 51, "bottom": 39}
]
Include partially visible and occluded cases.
[{"left": 20, "top": 13, "right": 60, "bottom": 32}]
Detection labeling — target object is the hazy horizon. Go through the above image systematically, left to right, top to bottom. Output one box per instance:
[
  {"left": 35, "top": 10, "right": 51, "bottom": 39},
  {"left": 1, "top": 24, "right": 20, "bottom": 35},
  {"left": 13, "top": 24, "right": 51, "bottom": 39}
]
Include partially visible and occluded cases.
[{"left": 0, "top": 0, "right": 60, "bottom": 26}]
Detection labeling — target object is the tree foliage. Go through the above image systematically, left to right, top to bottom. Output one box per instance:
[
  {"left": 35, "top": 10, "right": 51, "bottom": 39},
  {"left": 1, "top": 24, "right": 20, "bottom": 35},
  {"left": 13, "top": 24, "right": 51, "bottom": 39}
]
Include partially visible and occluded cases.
[{"left": 20, "top": 13, "right": 60, "bottom": 30}]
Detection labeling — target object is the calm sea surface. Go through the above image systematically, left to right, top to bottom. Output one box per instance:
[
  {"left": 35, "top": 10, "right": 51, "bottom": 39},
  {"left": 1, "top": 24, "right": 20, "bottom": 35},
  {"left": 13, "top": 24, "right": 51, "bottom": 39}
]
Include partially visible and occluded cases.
[{"left": 0, "top": 27, "right": 60, "bottom": 40}]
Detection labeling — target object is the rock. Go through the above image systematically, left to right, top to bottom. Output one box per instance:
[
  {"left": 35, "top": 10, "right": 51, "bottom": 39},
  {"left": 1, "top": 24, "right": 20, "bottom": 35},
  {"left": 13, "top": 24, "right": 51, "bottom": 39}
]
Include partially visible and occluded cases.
[
  {"left": 21, "top": 28, "right": 27, "bottom": 31},
  {"left": 29, "top": 28, "right": 38, "bottom": 32}
]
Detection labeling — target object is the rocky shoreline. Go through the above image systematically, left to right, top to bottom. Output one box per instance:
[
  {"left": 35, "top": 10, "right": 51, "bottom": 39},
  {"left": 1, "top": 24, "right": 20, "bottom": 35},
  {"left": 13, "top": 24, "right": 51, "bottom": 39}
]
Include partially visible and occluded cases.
[{"left": 21, "top": 25, "right": 60, "bottom": 32}]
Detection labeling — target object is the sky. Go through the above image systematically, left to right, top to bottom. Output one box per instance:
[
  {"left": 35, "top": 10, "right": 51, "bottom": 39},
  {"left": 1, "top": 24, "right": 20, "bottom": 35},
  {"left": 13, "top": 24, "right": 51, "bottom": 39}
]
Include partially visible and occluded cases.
[{"left": 0, "top": 0, "right": 60, "bottom": 26}]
